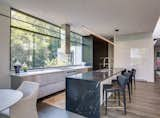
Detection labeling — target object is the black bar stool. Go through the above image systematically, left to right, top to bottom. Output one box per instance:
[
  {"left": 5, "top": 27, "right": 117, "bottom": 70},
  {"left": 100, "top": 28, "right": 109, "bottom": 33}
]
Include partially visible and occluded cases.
[
  {"left": 103, "top": 69, "right": 126, "bottom": 103},
  {"left": 111, "top": 70, "right": 132, "bottom": 103},
  {"left": 122, "top": 71, "right": 132, "bottom": 102},
  {"left": 104, "top": 75, "right": 128, "bottom": 115}
]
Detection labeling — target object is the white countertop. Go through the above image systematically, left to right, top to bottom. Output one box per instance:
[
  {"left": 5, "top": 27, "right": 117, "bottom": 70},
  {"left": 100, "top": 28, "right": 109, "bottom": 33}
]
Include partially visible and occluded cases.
[{"left": 10, "top": 65, "right": 92, "bottom": 77}]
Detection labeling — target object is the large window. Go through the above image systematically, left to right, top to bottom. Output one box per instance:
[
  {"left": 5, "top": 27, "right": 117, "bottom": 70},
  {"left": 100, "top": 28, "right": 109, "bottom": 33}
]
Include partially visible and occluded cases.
[
  {"left": 11, "top": 9, "right": 92, "bottom": 70},
  {"left": 11, "top": 9, "right": 61, "bottom": 69}
]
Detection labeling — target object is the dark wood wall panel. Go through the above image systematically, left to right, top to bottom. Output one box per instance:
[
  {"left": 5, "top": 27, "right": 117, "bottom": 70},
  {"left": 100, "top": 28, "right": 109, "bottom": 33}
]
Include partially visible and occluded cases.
[{"left": 93, "top": 36, "right": 108, "bottom": 70}]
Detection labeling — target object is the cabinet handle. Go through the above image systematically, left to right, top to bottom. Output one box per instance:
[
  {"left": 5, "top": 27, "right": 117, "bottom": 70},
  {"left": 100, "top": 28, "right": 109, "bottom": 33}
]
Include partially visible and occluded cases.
[{"left": 67, "top": 71, "right": 76, "bottom": 73}]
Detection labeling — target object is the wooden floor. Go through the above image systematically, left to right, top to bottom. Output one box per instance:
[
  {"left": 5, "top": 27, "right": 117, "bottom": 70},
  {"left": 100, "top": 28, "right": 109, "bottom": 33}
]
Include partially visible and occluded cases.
[
  {"left": 38, "top": 81, "right": 160, "bottom": 118},
  {"left": 42, "top": 91, "right": 65, "bottom": 109}
]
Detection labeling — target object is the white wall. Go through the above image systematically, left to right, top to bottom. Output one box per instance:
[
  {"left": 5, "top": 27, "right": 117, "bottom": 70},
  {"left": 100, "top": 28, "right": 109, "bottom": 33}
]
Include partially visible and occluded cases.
[
  {"left": 0, "top": 1, "right": 10, "bottom": 88},
  {"left": 114, "top": 32, "right": 154, "bottom": 82}
]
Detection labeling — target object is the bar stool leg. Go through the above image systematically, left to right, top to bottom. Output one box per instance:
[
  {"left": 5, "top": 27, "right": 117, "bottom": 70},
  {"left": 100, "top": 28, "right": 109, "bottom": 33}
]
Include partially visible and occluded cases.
[
  {"left": 134, "top": 75, "right": 136, "bottom": 89},
  {"left": 130, "top": 78, "right": 133, "bottom": 94},
  {"left": 127, "top": 83, "right": 131, "bottom": 103},
  {"left": 103, "top": 89, "right": 104, "bottom": 105},
  {"left": 118, "top": 90, "right": 120, "bottom": 106},
  {"left": 123, "top": 90, "right": 127, "bottom": 115},
  {"left": 105, "top": 91, "right": 108, "bottom": 114},
  {"left": 114, "top": 91, "right": 117, "bottom": 99}
]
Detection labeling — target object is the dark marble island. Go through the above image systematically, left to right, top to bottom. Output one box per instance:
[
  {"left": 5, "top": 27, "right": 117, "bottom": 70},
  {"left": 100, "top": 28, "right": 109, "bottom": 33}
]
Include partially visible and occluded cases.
[{"left": 66, "top": 68, "right": 123, "bottom": 118}]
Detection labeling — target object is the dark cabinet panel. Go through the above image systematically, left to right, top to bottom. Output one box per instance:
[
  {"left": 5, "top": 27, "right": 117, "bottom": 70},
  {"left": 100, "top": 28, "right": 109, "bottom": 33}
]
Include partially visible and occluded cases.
[{"left": 93, "top": 36, "right": 108, "bottom": 70}]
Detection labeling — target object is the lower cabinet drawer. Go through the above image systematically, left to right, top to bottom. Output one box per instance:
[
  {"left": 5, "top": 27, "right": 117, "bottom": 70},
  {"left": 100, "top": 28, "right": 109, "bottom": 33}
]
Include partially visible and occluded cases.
[
  {"left": 22, "top": 73, "right": 65, "bottom": 86},
  {"left": 38, "top": 81, "right": 65, "bottom": 98}
]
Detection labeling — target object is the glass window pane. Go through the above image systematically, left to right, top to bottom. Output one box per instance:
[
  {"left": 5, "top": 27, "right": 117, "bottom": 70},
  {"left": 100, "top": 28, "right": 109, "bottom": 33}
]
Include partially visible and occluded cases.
[
  {"left": 11, "top": 9, "right": 62, "bottom": 69},
  {"left": 11, "top": 10, "right": 60, "bottom": 33},
  {"left": 11, "top": 18, "right": 60, "bottom": 38},
  {"left": 11, "top": 28, "right": 33, "bottom": 69},
  {"left": 70, "top": 32, "right": 82, "bottom": 43},
  {"left": 34, "top": 34, "right": 59, "bottom": 68},
  {"left": 82, "top": 37, "right": 93, "bottom": 66},
  {"left": 70, "top": 42, "right": 83, "bottom": 65}
]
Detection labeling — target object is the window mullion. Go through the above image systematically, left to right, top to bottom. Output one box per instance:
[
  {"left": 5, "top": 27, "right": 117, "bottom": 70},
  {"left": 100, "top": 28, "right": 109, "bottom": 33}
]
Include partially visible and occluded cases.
[{"left": 32, "top": 34, "right": 36, "bottom": 69}]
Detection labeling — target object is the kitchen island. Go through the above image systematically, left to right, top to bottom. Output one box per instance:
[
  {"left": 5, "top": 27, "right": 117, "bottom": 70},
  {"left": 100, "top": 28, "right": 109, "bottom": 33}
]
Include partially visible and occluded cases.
[{"left": 66, "top": 68, "right": 123, "bottom": 118}]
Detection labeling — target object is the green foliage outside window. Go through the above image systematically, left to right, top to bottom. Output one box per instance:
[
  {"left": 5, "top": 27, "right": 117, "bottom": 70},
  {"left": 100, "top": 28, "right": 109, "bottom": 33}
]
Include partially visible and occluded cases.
[{"left": 11, "top": 9, "right": 61, "bottom": 69}]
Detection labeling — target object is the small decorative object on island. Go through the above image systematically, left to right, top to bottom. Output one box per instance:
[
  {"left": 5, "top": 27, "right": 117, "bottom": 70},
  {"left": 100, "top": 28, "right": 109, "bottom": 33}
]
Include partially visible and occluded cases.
[
  {"left": 14, "top": 60, "right": 21, "bottom": 73},
  {"left": 22, "top": 62, "right": 28, "bottom": 72}
]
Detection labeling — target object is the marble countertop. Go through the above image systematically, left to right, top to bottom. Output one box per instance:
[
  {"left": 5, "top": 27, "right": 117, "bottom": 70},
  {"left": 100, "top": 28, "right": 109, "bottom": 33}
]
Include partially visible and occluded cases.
[
  {"left": 10, "top": 65, "right": 92, "bottom": 77},
  {"left": 66, "top": 68, "right": 123, "bottom": 81}
]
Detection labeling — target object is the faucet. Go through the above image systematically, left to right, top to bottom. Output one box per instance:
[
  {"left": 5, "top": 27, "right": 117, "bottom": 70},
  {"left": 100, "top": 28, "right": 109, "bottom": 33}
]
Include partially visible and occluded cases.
[
  {"left": 103, "top": 57, "right": 113, "bottom": 70},
  {"left": 103, "top": 57, "right": 109, "bottom": 68}
]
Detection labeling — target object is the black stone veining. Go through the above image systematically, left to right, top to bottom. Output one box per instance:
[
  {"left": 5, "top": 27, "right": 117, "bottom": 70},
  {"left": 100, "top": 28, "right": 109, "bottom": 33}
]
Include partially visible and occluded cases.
[
  {"left": 66, "top": 68, "right": 123, "bottom": 118},
  {"left": 66, "top": 78, "right": 100, "bottom": 118}
]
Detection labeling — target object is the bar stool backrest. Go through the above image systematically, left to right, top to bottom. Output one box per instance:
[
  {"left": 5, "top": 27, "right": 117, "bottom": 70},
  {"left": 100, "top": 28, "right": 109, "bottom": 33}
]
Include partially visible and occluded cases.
[
  {"left": 121, "top": 69, "right": 127, "bottom": 75},
  {"left": 122, "top": 71, "right": 132, "bottom": 82},
  {"left": 123, "top": 72, "right": 130, "bottom": 78},
  {"left": 117, "top": 75, "right": 128, "bottom": 89}
]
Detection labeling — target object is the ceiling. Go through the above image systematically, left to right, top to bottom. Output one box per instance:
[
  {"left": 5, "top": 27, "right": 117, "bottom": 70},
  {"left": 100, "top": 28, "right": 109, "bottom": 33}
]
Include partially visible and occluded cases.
[{"left": 4, "top": 0, "right": 160, "bottom": 36}]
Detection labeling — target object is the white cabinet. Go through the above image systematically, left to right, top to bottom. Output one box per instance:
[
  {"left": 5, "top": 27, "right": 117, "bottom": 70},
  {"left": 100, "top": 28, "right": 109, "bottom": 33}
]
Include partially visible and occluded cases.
[{"left": 11, "top": 66, "right": 92, "bottom": 98}]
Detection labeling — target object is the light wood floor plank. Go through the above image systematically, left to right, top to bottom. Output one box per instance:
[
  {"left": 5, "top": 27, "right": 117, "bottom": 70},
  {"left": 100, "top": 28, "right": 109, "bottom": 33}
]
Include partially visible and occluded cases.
[{"left": 38, "top": 81, "right": 160, "bottom": 118}]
